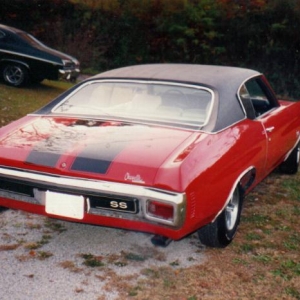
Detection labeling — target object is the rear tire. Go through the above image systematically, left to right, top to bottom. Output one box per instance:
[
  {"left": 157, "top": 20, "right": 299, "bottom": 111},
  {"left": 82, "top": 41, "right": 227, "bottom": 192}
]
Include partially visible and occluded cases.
[
  {"left": 2, "top": 63, "right": 29, "bottom": 87},
  {"left": 279, "top": 143, "right": 300, "bottom": 175},
  {"left": 198, "top": 185, "right": 243, "bottom": 248}
]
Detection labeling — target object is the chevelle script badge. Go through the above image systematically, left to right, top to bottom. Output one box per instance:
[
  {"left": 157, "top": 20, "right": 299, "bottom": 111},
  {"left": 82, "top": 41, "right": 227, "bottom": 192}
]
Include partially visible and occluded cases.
[{"left": 124, "top": 172, "right": 145, "bottom": 184}]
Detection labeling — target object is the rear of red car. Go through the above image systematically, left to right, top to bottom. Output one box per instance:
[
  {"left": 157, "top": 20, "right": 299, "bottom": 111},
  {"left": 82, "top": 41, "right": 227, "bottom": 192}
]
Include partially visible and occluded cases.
[{"left": 0, "top": 115, "right": 197, "bottom": 240}]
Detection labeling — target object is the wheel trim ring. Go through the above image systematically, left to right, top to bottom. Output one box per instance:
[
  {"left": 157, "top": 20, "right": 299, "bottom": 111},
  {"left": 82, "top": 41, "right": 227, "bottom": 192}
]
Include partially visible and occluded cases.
[
  {"left": 4, "top": 66, "right": 25, "bottom": 85},
  {"left": 225, "top": 189, "right": 239, "bottom": 231}
]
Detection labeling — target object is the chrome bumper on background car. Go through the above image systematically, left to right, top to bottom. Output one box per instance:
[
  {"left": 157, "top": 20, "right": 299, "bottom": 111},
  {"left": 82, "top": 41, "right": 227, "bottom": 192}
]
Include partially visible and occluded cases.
[
  {"left": 59, "top": 59, "right": 80, "bottom": 81},
  {"left": 59, "top": 67, "right": 80, "bottom": 81},
  {"left": 0, "top": 167, "right": 186, "bottom": 228}
]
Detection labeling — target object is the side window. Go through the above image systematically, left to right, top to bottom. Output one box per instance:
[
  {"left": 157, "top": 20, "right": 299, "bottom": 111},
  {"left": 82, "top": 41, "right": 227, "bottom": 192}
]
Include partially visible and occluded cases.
[{"left": 239, "top": 78, "right": 277, "bottom": 119}]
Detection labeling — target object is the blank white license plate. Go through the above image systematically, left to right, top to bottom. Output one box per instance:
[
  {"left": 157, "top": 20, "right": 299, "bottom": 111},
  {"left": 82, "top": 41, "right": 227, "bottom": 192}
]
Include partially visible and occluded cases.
[{"left": 45, "top": 191, "right": 84, "bottom": 220}]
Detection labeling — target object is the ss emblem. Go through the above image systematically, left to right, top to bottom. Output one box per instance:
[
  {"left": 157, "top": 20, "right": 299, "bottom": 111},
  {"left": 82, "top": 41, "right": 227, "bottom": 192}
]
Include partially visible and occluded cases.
[{"left": 110, "top": 201, "right": 128, "bottom": 210}]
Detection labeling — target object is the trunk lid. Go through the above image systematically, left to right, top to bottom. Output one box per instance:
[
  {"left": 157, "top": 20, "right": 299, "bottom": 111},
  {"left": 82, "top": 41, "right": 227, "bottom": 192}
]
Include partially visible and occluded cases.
[{"left": 0, "top": 116, "right": 195, "bottom": 186}]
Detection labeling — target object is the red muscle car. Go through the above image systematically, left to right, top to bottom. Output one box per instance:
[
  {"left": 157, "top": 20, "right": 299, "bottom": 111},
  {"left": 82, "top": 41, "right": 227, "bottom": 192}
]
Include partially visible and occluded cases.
[{"left": 0, "top": 64, "right": 299, "bottom": 247}]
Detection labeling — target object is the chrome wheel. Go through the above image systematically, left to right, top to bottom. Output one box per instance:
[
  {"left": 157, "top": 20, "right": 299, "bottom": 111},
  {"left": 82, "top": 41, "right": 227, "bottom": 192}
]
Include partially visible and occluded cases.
[
  {"left": 3, "top": 64, "right": 28, "bottom": 86},
  {"left": 198, "top": 185, "right": 243, "bottom": 248},
  {"left": 225, "top": 188, "right": 240, "bottom": 231}
]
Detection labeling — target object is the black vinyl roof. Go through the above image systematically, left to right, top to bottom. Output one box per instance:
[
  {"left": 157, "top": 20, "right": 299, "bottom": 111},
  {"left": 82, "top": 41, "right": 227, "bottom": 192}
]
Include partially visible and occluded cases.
[
  {"left": 94, "top": 64, "right": 261, "bottom": 131},
  {"left": 94, "top": 64, "right": 259, "bottom": 88}
]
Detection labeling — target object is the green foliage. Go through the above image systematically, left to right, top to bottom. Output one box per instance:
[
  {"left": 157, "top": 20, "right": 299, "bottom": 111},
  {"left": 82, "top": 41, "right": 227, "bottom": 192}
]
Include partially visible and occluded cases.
[
  {"left": 1, "top": 0, "right": 300, "bottom": 98},
  {"left": 80, "top": 253, "right": 105, "bottom": 267}
]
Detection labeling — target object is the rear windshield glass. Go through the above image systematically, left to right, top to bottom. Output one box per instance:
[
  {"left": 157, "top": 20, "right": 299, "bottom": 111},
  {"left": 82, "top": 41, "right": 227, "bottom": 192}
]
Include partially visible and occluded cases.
[{"left": 52, "top": 81, "right": 213, "bottom": 128}]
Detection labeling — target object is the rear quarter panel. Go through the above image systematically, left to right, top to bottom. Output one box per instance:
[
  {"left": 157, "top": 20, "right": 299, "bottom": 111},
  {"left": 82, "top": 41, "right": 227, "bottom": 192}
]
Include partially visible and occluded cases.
[
  {"left": 178, "top": 99, "right": 300, "bottom": 234},
  {"left": 155, "top": 119, "right": 268, "bottom": 234}
]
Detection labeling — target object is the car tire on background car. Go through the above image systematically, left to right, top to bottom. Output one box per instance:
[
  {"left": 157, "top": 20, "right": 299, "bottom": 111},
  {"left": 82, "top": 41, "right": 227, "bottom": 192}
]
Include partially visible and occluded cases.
[
  {"left": 1, "top": 63, "right": 29, "bottom": 87},
  {"left": 279, "top": 143, "right": 300, "bottom": 175},
  {"left": 197, "top": 185, "right": 244, "bottom": 248}
]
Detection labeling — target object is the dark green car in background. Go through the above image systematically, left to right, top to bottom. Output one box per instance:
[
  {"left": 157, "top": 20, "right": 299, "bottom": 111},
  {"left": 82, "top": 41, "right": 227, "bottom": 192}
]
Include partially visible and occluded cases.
[{"left": 0, "top": 24, "right": 80, "bottom": 87}]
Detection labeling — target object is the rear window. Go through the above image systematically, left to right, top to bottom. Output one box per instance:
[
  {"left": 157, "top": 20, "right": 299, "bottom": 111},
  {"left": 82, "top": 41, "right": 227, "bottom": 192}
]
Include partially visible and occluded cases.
[{"left": 52, "top": 80, "right": 214, "bottom": 129}]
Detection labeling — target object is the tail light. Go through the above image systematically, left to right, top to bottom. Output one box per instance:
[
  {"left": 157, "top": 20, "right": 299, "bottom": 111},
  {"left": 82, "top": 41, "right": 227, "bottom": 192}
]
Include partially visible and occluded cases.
[{"left": 146, "top": 200, "right": 174, "bottom": 221}]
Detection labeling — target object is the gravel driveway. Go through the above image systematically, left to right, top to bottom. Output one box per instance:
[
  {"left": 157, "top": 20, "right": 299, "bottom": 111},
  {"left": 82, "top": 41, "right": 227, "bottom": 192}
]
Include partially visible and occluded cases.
[{"left": 0, "top": 208, "right": 205, "bottom": 300}]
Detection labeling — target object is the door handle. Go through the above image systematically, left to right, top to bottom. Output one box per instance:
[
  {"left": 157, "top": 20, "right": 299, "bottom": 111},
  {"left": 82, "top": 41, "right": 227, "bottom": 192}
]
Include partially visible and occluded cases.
[{"left": 266, "top": 126, "right": 275, "bottom": 133}]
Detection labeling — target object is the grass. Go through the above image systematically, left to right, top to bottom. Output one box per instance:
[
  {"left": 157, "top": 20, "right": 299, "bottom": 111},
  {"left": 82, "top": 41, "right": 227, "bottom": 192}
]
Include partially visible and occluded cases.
[
  {"left": 0, "top": 80, "right": 73, "bottom": 126},
  {"left": 0, "top": 81, "right": 299, "bottom": 299},
  {"left": 44, "top": 219, "right": 67, "bottom": 233},
  {"left": 23, "top": 234, "right": 52, "bottom": 250},
  {"left": 16, "top": 249, "right": 54, "bottom": 262},
  {"left": 80, "top": 253, "right": 105, "bottom": 267}
]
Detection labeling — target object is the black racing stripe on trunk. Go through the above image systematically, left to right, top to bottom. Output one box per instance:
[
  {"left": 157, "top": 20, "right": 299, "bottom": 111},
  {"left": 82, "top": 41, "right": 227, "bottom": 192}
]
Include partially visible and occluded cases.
[
  {"left": 71, "top": 141, "right": 127, "bottom": 174},
  {"left": 26, "top": 151, "right": 61, "bottom": 167},
  {"left": 71, "top": 157, "right": 111, "bottom": 174}
]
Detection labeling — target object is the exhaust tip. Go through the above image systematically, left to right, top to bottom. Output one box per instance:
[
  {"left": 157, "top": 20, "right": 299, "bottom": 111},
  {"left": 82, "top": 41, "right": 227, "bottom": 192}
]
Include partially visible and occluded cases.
[{"left": 151, "top": 235, "right": 173, "bottom": 247}]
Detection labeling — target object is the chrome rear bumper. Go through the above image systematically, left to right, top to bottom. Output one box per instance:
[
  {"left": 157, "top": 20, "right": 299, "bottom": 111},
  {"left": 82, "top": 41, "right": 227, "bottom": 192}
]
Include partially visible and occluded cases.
[{"left": 0, "top": 166, "right": 186, "bottom": 228}]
